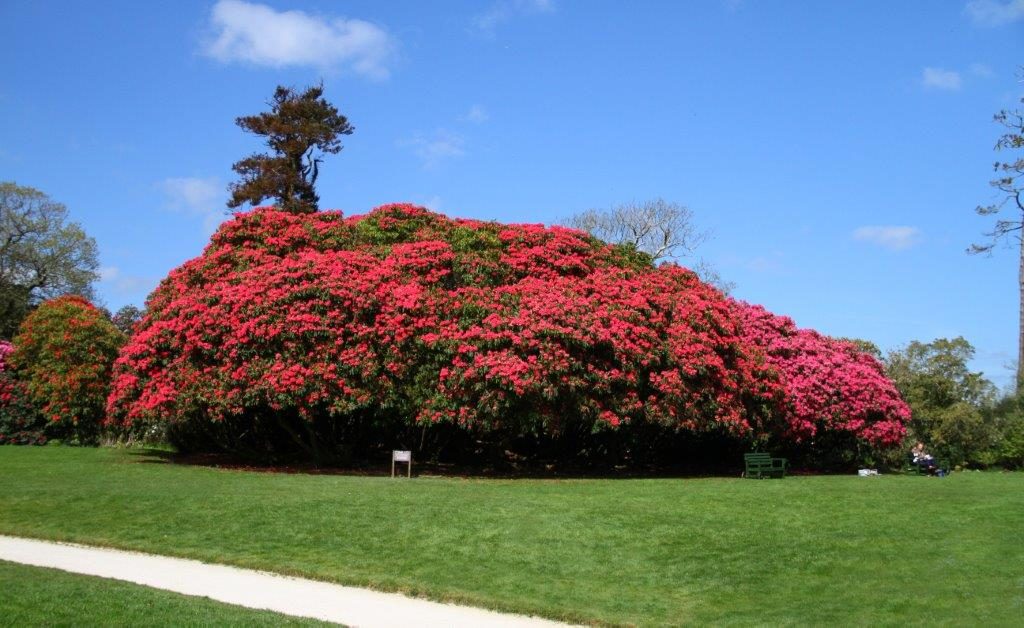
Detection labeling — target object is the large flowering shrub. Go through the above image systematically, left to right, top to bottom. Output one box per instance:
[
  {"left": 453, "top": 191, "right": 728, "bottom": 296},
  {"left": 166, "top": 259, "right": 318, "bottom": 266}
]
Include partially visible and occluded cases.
[
  {"left": 106, "top": 204, "right": 907, "bottom": 465},
  {"left": 10, "top": 295, "right": 125, "bottom": 444},
  {"left": 735, "top": 303, "right": 909, "bottom": 446},
  {"left": 0, "top": 340, "right": 45, "bottom": 445}
]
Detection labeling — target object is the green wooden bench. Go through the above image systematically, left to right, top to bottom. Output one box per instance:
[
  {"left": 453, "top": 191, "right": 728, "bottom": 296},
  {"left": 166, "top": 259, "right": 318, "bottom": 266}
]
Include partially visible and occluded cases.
[{"left": 744, "top": 452, "right": 788, "bottom": 479}]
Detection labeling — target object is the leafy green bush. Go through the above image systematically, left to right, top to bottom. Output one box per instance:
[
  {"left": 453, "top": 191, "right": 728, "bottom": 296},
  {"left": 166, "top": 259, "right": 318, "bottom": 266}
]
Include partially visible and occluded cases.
[
  {"left": 884, "top": 337, "right": 1007, "bottom": 468},
  {"left": 987, "top": 394, "right": 1024, "bottom": 469},
  {"left": 929, "top": 402, "right": 998, "bottom": 467},
  {"left": 996, "top": 413, "right": 1024, "bottom": 468}
]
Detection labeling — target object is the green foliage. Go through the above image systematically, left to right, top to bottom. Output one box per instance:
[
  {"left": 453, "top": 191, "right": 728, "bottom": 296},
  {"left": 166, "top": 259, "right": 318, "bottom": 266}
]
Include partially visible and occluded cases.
[
  {"left": 228, "top": 84, "right": 354, "bottom": 214},
  {"left": 0, "top": 182, "right": 99, "bottom": 338},
  {"left": 352, "top": 204, "right": 444, "bottom": 245},
  {"left": 447, "top": 223, "right": 495, "bottom": 247},
  {"left": 603, "top": 240, "right": 656, "bottom": 271},
  {"left": 9, "top": 296, "right": 125, "bottom": 444},
  {"left": 110, "top": 304, "right": 143, "bottom": 336},
  {"left": 838, "top": 337, "right": 883, "bottom": 361},
  {"left": 885, "top": 337, "right": 1002, "bottom": 466},
  {"left": 886, "top": 337, "right": 996, "bottom": 409},
  {"left": 985, "top": 392, "right": 1024, "bottom": 469},
  {"left": 930, "top": 402, "right": 998, "bottom": 467},
  {"left": 996, "top": 411, "right": 1024, "bottom": 468},
  {"left": 0, "top": 562, "right": 330, "bottom": 626}
]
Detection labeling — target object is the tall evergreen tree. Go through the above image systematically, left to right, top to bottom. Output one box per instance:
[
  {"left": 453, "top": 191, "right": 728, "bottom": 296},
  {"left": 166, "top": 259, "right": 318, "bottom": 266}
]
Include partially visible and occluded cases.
[{"left": 228, "top": 84, "right": 354, "bottom": 214}]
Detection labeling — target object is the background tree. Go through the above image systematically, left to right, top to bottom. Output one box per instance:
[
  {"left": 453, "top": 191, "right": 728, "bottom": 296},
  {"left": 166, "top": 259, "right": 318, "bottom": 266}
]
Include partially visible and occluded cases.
[
  {"left": 969, "top": 83, "right": 1023, "bottom": 387},
  {"left": 227, "top": 84, "right": 354, "bottom": 214},
  {"left": 0, "top": 182, "right": 99, "bottom": 338},
  {"left": 564, "top": 198, "right": 733, "bottom": 292},
  {"left": 567, "top": 198, "right": 706, "bottom": 261},
  {"left": 110, "top": 304, "right": 143, "bottom": 336},
  {"left": 839, "top": 337, "right": 884, "bottom": 361},
  {"left": 885, "top": 337, "right": 999, "bottom": 466},
  {"left": 985, "top": 391, "right": 1024, "bottom": 469}
]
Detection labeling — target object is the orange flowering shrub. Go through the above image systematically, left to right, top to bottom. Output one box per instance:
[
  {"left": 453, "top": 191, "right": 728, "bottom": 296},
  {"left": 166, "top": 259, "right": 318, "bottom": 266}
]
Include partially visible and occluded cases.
[{"left": 11, "top": 296, "right": 125, "bottom": 444}]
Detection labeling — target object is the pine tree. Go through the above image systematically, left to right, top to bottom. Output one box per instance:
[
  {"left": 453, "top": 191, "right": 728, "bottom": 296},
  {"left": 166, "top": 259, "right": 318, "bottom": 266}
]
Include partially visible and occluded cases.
[{"left": 228, "top": 84, "right": 354, "bottom": 214}]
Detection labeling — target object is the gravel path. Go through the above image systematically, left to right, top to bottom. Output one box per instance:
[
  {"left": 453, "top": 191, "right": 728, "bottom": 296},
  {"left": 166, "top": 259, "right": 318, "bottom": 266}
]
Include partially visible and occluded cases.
[{"left": 0, "top": 535, "right": 574, "bottom": 628}]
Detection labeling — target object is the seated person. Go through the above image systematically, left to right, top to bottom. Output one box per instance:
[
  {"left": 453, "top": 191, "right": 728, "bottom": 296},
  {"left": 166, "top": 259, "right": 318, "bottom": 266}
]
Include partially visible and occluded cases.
[{"left": 911, "top": 442, "right": 940, "bottom": 475}]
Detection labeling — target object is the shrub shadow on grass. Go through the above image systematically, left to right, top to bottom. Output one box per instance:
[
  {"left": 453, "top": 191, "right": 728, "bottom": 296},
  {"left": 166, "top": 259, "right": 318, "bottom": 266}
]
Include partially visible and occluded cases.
[
  {"left": 119, "top": 434, "right": 877, "bottom": 479},
  {"left": 121, "top": 448, "right": 809, "bottom": 479},
  {"left": 123, "top": 448, "right": 176, "bottom": 464}
]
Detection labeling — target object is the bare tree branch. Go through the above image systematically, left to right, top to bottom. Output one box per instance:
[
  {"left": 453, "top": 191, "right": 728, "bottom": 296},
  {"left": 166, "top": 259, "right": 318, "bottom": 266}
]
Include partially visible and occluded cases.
[
  {"left": 970, "top": 80, "right": 1024, "bottom": 388},
  {"left": 970, "top": 94, "right": 1024, "bottom": 255},
  {"left": 563, "top": 198, "right": 732, "bottom": 292}
]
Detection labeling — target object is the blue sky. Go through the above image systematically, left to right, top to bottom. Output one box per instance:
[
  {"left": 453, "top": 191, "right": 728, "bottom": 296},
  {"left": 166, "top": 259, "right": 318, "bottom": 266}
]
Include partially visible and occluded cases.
[{"left": 2, "top": 0, "right": 1022, "bottom": 385}]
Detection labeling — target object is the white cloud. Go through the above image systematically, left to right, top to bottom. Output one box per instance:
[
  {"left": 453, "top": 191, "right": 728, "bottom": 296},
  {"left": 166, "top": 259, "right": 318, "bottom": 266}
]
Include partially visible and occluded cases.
[
  {"left": 203, "top": 0, "right": 396, "bottom": 79},
  {"left": 473, "top": 0, "right": 555, "bottom": 34},
  {"left": 964, "top": 0, "right": 1024, "bottom": 26},
  {"left": 970, "top": 63, "right": 995, "bottom": 78},
  {"left": 922, "top": 67, "right": 962, "bottom": 90},
  {"left": 464, "top": 105, "right": 489, "bottom": 124},
  {"left": 404, "top": 131, "right": 465, "bottom": 169},
  {"left": 159, "top": 177, "right": 228, "bottom": 234},
  {"left": 160, "top": 177, "right": 221, "bottom": 211},
  {"left": 422, "top": 196, "right": 442, "bottom": 211},
  {"left": 852, "top": 226, "right": 922, "bottom": 251},
  {"left": 98, "top": 266, "right": 158, "bottom": 298}
]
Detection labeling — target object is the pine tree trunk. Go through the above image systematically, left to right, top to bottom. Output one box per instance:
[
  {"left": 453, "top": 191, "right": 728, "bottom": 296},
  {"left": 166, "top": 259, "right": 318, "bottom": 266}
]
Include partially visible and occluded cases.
[{"left": 1018, "top": 236, "right": 1024, "bottom": 390}]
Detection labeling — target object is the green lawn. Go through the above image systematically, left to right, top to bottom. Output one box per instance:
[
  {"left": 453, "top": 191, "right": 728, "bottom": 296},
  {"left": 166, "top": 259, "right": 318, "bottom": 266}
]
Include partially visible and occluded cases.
[
  {"left": 0, "top": 447, "right": 1021, "bottom": 626},
  {"left": 0, "top": 560, "right": 331, "bottom": 626}
]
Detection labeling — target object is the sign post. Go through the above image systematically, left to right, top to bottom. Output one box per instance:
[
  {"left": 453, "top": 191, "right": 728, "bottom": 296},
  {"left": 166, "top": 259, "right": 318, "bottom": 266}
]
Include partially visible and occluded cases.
[{"left": 391, "top": 450, "right": 412, "bottom": 478}]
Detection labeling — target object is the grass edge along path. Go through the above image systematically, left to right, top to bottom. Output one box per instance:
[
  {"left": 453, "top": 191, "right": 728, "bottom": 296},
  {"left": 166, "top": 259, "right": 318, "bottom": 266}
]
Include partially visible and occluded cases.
[
  {"left": 0, "top": 447, "right": 1022, "bottom": 626},
  {"left": 0, "top": 535, "right": 568, "bottom": 627},
  {"left": 0, "top": 559, "right": 334, "bottom": 627}
]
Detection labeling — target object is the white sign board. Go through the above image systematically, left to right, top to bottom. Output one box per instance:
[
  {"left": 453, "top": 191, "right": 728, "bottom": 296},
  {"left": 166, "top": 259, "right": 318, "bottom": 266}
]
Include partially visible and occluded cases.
[{"left": 391, "top": 450, "right": 412, "bottom": 478}]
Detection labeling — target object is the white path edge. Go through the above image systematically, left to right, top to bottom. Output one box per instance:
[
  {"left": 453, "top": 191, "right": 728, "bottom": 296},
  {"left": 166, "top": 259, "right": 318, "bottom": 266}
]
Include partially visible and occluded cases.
[{"left": 0, "top": 535, "right": 575, "bottom": 628}]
